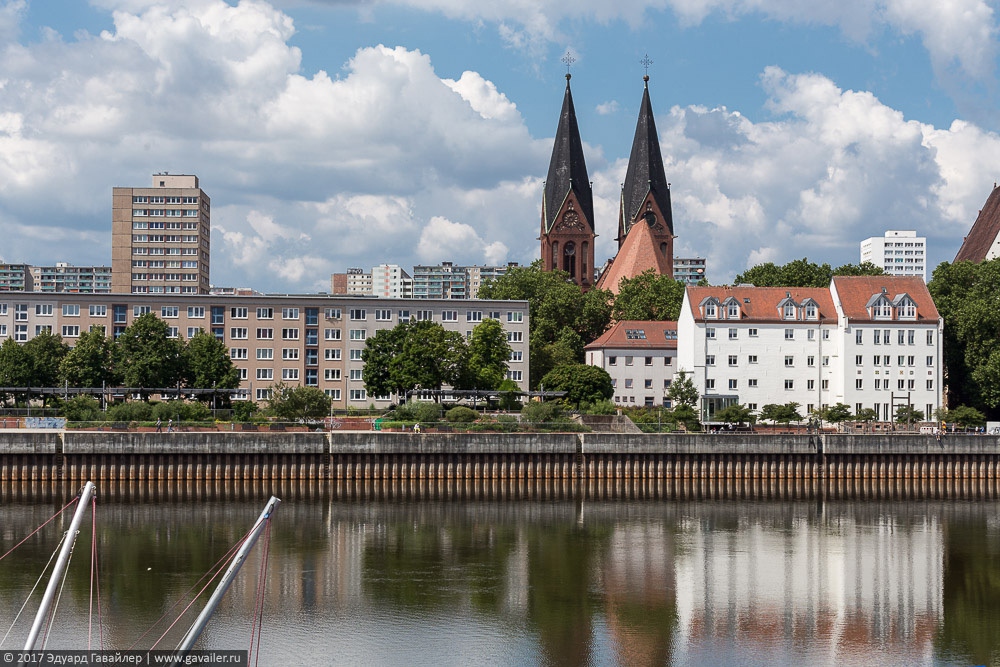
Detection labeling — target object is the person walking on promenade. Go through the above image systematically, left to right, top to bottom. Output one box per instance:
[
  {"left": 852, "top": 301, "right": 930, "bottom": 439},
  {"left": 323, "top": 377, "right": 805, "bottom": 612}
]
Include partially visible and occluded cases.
[
  {"left": 156, "top": 417, "right": 162, "bottom": 433},
  {"left": 167, "top": 418, "right": 173, "bottom": 433}
]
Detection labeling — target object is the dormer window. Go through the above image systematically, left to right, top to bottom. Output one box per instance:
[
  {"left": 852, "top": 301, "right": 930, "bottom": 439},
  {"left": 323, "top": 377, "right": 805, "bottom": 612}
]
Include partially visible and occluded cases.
[
  {"left": 894, "top": 295, "right": 917, "bottom": 320},
  {"left": 874, "top": 299, "right": 892, "bottom": 319},
  {"left": 803, "top": 301, "right": 817, "bottom": 320},
  {"left": 727, "top": 302, "right": 739, "bottom": 318},
  {"left": 705, "top": 303, "right": 716, "bottom": 318},
  {"left": 783, "top": 303, "right": 795, "bottom": 320}
]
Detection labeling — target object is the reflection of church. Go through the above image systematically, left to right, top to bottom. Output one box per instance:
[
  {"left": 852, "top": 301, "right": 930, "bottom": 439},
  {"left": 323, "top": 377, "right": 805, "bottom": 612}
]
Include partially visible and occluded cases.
[{"left": 539, "top": 73, "right": 675, "bottom": 293}]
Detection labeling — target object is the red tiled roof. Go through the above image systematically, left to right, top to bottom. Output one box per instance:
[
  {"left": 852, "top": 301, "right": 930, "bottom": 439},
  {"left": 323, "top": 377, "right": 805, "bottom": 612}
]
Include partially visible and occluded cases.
[
  {"left": 955, "top": 186, "right": 1000, "bottom": 263},
  {"left": 594, "top": 220, "right": 670, "bottom": 294},
  {"left": 831, "top": 275, "right": 939, "bottom": 322},
  {"left": 683, "top": 286, "right": 836, "bottom": 323},
  {"left": 585, "top": 320, "right": 678, "bottom": 350}
]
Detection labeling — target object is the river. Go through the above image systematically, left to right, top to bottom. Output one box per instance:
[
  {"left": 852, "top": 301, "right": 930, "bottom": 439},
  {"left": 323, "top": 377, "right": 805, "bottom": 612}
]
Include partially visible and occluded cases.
[{"left": 1, "top": 479, "right": 998, "bottom": 666}]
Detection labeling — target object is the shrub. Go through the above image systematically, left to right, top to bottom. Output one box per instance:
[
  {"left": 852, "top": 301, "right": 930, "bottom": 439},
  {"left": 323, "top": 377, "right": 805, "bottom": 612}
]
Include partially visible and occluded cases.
[
  {"left": 62, "top": 395, "right": 102, "bottom": 422},
  {"left": 581, "top": 399, "right": 617, "bottom": 415},
  {"left": 520, "top": 400, "right": 563, "bottom": 425},
  {"left": 106, "top": 401, "right": 153, "bottom": 423},
  {"left": 231, "top": 401, "right": 257, "bottom": 422},
  {"left": 445, "top": 406, "right": 479, "bottom": 423}
]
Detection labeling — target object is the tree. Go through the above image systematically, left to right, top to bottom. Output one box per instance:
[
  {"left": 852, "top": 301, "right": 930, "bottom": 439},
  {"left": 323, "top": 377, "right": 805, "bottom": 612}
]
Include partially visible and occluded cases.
[
  {"left": 734, "top": 258, "right": 832, "bottom": 287},
  {"left": 929, "top": 259, "right": 1000, "bottom": 417},
  {"left": 832, "top": 261, "right": 885, "bottom": 277},
  {"left": 479, "top": 262, "right": 613, "bottom": 387},
  {"left": 611, "top": 270, "right": 686, "bottom": 321},
  {"left": 114, "top": 313, "right": 184, "bottom": 393},
  {"left": 466, "top": 319, "right": 511, "bottom": 390},
  {"left": 363, "top": 320, "right": 469, "bottom": 398},
  {"left": 60, "top": 328, "right": 117, "bottom": 388},
  {"left": 181, "top": 330, "right": 240, "bottom": 396},
  {"left": 23, "top": 331, "right": 69, "bottom": 390},
  {"left": 0, "top": 338, "right": 30, "bottom": 403},
  {"left": 539, "top": 363, "right": 613, "bottom": 408},
  {"left": 666, "top": 370, "right": 699, "bottom": 408},
  {"left": 266, "top": 383, "right": 330, "bottom": 421},
  {"left": 759, "top": 402, "right": 802, "bottom": 424},
  {"left": 713, "top": 403, "right": 756, "bottom": 426},
  {"left": 817, "top": 403, "right": 853, "bottom": 425},
  {"left": 894, "top": 405, "right": 925, "bottom": 424},
  {"left": 943, "top": 405, "right": 986, "bottom": 428},
  {"left": 854, "top": 407, "right": 878, "bottom": 423}
]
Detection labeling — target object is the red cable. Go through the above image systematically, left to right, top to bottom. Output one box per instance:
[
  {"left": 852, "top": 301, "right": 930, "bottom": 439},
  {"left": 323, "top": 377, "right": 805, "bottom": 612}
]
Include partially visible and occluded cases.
[
  {"left": 0, "top": 496, "right": 79, "bottom": 562},
  {"left": 251, "top": 520, "right": 271, "bottom": 667}
]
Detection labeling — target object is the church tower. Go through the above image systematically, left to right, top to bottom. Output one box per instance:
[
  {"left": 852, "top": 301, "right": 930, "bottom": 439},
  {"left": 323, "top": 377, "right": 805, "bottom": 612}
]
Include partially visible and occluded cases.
[
  {"left": 539, "top": 73, "right": 596, "bottom": 289},
  {"left": 596, "top": 74, "right": 674, "bottom": 294}
]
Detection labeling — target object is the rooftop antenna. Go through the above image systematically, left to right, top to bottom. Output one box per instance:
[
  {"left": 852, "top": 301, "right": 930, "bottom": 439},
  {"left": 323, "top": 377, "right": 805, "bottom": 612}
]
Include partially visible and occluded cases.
[{"left": 561, "top": 50, "right": 576, "bottom": 80}]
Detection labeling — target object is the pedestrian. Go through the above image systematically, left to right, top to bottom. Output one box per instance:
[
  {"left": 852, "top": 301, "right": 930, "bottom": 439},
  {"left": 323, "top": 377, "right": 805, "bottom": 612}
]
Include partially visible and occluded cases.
[
  {"left": 156, "top": 417, "right": 162, "bottom": 433},
  {"left": 167, "top": 418, "right": 173, "bottom": 433},
  {"left": 413, "top": 422, "right": 421, "bottom": 434}
]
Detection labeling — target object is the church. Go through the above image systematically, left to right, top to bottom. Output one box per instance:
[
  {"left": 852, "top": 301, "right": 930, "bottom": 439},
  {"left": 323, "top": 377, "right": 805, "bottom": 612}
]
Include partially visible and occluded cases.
[{"left": 539, "top": 72, "right": 675, "bottom": 293}]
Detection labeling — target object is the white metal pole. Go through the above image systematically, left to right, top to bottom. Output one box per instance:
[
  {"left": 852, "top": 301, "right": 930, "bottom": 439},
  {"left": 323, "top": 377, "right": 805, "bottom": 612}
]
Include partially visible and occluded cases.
[
  {"left": 23, "top": 481, "right": 96, "bottom": 651},
  {"left": 174, "top": 495, "right": 280, "bottom": 656}
]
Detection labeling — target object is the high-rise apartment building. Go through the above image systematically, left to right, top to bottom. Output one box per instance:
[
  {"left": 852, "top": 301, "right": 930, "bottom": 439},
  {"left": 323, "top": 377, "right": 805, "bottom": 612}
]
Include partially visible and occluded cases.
[
  {"left": 112, "top": 174, "right": 211, "bottom": 294},
  {"left": 860, "top": 230, "right": 926, "bottom": 280},
  {"left": 673, "top": 257, "right": 706, "bottom": 285},
  {"left": 31, "top": 263, "right": 112, "bottom": 293},
  {"left": 371, "top": 264, "right": 412, "bottom": 298},
  {"left": 0, "top": 265, "right": 32, "bottom": 291},
  {"left": 331, "top": 268, "right": 373, "bottom": 296}
]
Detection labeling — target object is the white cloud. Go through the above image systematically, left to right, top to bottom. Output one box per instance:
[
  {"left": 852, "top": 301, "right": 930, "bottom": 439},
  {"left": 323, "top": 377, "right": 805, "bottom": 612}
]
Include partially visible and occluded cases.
[
  {"left": 443, "top": 71, "right": 520, "bottom": 122},
  {"left": 596, "top": 100, "right": 619, "bottom": 115},
  {"left": 417, "top": 216, "right": 509, "bottom": 265}
]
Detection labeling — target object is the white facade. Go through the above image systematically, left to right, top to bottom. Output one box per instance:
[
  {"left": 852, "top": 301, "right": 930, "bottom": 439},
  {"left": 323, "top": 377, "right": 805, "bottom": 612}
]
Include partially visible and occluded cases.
[
  {"left": 860, "top": 230, "right": 927, "bottom": 281},
  {"left": 371, "top": 264, "right": 412, "bottom": 299},
  {"left": 677, "top": 277, "right": 943, "bottom": 423},
  {"left": 585, "top": 321, "right": 678, "bottom": 407}
]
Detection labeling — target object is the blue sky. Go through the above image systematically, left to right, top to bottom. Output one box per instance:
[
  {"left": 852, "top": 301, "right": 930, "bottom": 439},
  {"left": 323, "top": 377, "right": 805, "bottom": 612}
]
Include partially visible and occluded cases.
[{"left": 1, "top": 0, "right": 999, "bottom": 292}]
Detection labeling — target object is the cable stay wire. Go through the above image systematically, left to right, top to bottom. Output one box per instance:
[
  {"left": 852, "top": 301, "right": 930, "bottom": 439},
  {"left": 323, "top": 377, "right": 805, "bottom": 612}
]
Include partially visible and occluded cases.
[
  {"left": 0, "top": 497, "right": 79, "bottom": 563},
  {"left": 248, "top": 517, "right": 273, "bottom": 666},
  {"left": 40, "top": 532, "right": 79, "bottom": 650},
  {"left": 0, "top": 533, "right": 66, "bottom": 649}
]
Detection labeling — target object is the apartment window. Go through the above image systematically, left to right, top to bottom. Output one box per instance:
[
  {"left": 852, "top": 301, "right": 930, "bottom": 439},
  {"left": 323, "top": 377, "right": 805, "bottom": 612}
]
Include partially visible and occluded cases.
[
  {"left": 705, "top": 303, "right": 716, "bottom": 318},
  {"left": 35, "top": 304, "right": 53, "bottom": 317},
  {"left": 62, "top": 304, "right": 80, "bottom": 317},
  {"left": 783, "top": 304, "right": 795, "bottom": 319},
  {"left": 85, "top": 305, "right": 105, "bottom": 318},
  {"left": 156, "top": 306, "right": 176, "bottom": 319},
  {"left": 187, "top": 306, "right": 205, "bottom": 319},
  {"left": 211, "top": 306, "right": 225, "bottom": 325},
  {"left": 231, "top": 307, "right": 248, "bottom": 319},
  {"left": 254, "top": 307, "right": 272, "bottom": 320},
  {"left": 282, "top": 308, "right": 299, "bottom": 320},
  {"left": 325, "top": 308, "right": 341, "bottom": 319},
  {"left": 375, "top": 309, "right": 392, "bottom": 321},
  {"left": 415, "top": 310, "right": 433, "bottom": 321},
  {"left": 441, "top": 311, "right": 458, "bottom": 322},
  {"left": 466, "top": 311, "right": 483, "bottom": 322},
  {"left": 488, "top": 311, "right": 501, "bottom": 320},
  {"left": 507, "top": 311, "right": 523, "bottom": 323},
  {"left": 14, "top": 325, "right": 26, "bottom": 342},
  {"left": 61, "top": 325, "right": 80, "bottom": 337},
  {"left": 166, "top": 327, "right": 179, "bottom": 339},
  {"left": 186, "top": 327, "right": 201, "bottom": 339},
  {"left": 230, "top": 327, "right": 248, "bottom": 340},
  {"left": 256, "top": 328, "right": 274, "bottom": 340},
  {"left": 281, "top": 328, "right": 299, "bottom": 340},
  {"left": 324, "top": 328, "right": 341, "bottom": 341},
  {"left": 706, "top": 328, "right": 716, "bottom": 339},
  {"left": 728, "top": 328, "right": 738, "bottom": 340},
  {"left": 748, "top": 328, "right": 758, "bottom": 337},
  {"left": 784, "top": 328, "right": 794, "bottom": 340},
  {"left": 349, "top": 329, "right": 366, "bottom": 341},
  {"left": 807, "top": 329, "right": 815, "bottom": 341},
  {"left": 874, "top": 329, "right": 881, "bottom": 345},
  {"left": 823, "top": 330, "right": 830, "bottom": 340},
  {"left": 856, "top": 330, "right": 863, "bottom": 345},
  {"left": 883, "top": 330, "right": 891, "bottom": 345},
  {"left": 898, "top": 330, "right": 905, "bottom": 345},
  {"left": 908, "top": 330, "right": 915, "bottom": 345},
  {"left": 507, "top": 331, "right": 523, "bottom": 343},
  {"left": 927, "top": 331, "right": 934, "bottom": 345},
  {"left": 230, "top": 348, "right": 248, "bottom": 360},
  {"left": 257, "top": 348, "right": 273, "bottom": 360},
  {"left": 282, "top": 348, "right": 300, "bottom": 360},
  {"left": 324, "top": 349, "right": 341, "bottom": 361},
  {"left": 349, "top": 349, "right": 363, "bottom": 361},
  {"left": 510, "top": 351, "right": 523, "bottom": 362},
  {"left": 706, "top": 355, "right": 715, "bottom": 366},
  {"left": 728, "top": 355, "right": 738, "bottom": 366},
  {"left": 745, "top": 355, "right": 757, "bottom": 365},
  {"left": 856, "top": 355, "right": 863, "bottom": 365},
  {"left": 883, "top": 355, "right": 889, "bottom": 366},
  {"left": 897, "top": 355, "right": 905, "bottom": 366},
  {"left": 608, "top": 356, "right": 617, "bottom": 366},
  {"left": 625, "top": 356, "right": 634, "bottom": 366},
  {"left": 644, "top": 356, "right": 653, "bottom": 366},
  {"left": 784, "top": 356, "right": 794, "bottom": 367},
  {"left": 807, "top": 356, "right": 815, "bottom": 367},
  {"left": 822, "top": 356, "right": 829, "bottom": 366},
  {"left": 926, "top": 356, "right": 934, "bottom": 366},
  {"left": 664, "top": 357, "right": 672, "bottom": 365},
  {"left": 256, "top": 368, "right": 273, "bottom": 381},
  {"left": 282, "top": 368, "right": 300, "bottom": 381},
  {"left": 325, "top": 369, "right": 342, "bottom": 381},
  {"left": 349, "top": 369, "right": 363, "bottom": 381},
  {"left": 506, "top": 370, "right": 523, "bottom": 382},
  {"left": 644, "top": 379, "right": 653, "bottom": 389},
  {"left": 663, "top": 379, "right": 672, "bottom": 389},
  {"left": 705, "top": 379, "right": 715, "bottom": 390},
  {"left": 728, "top": 379, "right": 738, "bottom": 390},
  {"left": 748, "top": 379, "right": 758, "bottom": 388},
  {"left": 785, "top": 379, "right": 794, "bottom": 390},
  {"left": 822, "top": 379, "right": 830, "bottom": 390},
  {"left": 856, "top": 379, "right": 863, "bottom": 390},
  {"left": 897, "top": 379, "right": 905, "bottom": 391},
  {"left": 907, "top": 379, "right": 915, "bottom": 390},
  {"left": 927, "top": 379, "right": 934, "bottom": 390},
  {"left": 807, "top": 380, "right": 815, "bottom": 390},
  {"left": 255, "top": 388, "right": 272, "bottom": 401},
  {"left": 325, "top": 389, "right": 342, "bottom": 400}
]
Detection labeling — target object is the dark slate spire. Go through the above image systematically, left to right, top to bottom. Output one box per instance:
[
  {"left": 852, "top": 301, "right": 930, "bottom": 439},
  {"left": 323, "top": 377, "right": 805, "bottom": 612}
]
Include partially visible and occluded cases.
[
  {"left": 542, "top": 74, "right": 594, "bottom": 234},
  {"left": 620, "top": 75, "right": 673, "bottom": 238}
]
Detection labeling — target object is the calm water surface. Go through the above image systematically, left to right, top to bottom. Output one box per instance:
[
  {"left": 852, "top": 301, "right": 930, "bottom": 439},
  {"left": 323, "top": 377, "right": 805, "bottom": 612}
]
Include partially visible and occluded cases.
[{"left": 1, "top": 479, "right": 998, "bottom": 666}]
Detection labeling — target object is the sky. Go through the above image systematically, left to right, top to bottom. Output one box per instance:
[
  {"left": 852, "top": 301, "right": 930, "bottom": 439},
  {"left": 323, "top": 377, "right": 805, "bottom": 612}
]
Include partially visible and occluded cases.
[{"left": 2, "top": 0, "right": 1000, "bottom": 293}]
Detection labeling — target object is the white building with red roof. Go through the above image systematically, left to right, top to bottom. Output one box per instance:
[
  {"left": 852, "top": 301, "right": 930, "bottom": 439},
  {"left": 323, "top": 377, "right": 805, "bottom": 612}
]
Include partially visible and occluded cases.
[
  {"left": 677, "top": 276, "right": 943, "bottom": 423},
  {"left": 585, "top": 320, "right": 678, "bottom": 407}
]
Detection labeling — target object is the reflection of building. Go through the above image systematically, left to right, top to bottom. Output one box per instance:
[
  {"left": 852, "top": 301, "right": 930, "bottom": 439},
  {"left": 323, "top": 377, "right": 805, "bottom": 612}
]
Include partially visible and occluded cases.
[
  {"left": 112, "top": 173, "right": 211, "bottom": 295},
  {"left": 860, "top": 230, "right": 927, "bottom": 280},
  {"left": 677, "top": 276, "right": 944, "bottom": 423},
  {"left": 585, "top": 320, "right": 678, "bottom": 407},
  {"left": 672, "top": 512, "right": 943, "bottom": 663}
]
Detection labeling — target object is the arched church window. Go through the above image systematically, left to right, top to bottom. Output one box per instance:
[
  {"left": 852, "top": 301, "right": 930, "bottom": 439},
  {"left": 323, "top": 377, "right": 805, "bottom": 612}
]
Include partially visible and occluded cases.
[
  {"left": 551, "top": 242, "right": 559, "bottom": 270},
  {"left": 563, "top": 242, "right": 576, "bottom": 278},
  {"left": 582, "top": 242, "right": 589, "bottom": 280},
  {"left": 660, "top": 242, "right": 668, "bottom": 257}
]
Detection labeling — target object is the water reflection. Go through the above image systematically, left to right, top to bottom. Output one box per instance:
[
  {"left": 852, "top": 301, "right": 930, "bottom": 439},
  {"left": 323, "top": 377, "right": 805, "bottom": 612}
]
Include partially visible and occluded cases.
[{"left": 1, "top": 480, "right": 998, "bottom": 666}]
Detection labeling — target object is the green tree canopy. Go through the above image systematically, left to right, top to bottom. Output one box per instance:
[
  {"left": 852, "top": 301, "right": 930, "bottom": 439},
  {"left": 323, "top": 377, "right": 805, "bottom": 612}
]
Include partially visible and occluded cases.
[
  {"left": 734, "top": 258, "right": 885, "bottom": 288},
  {"left": 479, "top": 262, "right": 613, "bottom": 387},
  {"left": 610, "top": 269, "right": 686, "bottom": 321},
  {"left": 114, "top": 313, "right": 184, "bottom": 392},
  {"left": 363, "top": 319, "right": 469, "bottom": 398},
  {"left": 466, "top": 319, "right": 511, "bottom": 390},
  {"left": 59, "top": 327, "right": 117, "bottom": 388},
  {"left": 23, "top": 330, "right": 69, "bottom": 390},
  {"left": 181, "top": 330, "right": 240, "bottom": 392},
  {"left": 0, "top": 337, "right": 30, "bottom": 388},
  {"left": 539, "top": 363, "right": 613, "bottom": 408},
  {"left": 666, "top": 370, "right": 699, "bottom": 408},
  {"left": 266, "top": 383, "right": 330, "bottom": 421},
  {"left": 759, "top": 402, "right": 802, "bottom": 424},
  {"left": 817, "top": 403, "right": 853, "bottom": 424},
  {"left": 713, "top": 404, "right": 756, "bottom": 425},
  {"left": 894, "top": 405, "right": 925, "bottom": 424},
  {"left": 942, "top": 405, "right": 986, "bottom": 428},
  {"left": 854, "top": 407, "right": 878, "bottom": 423}
]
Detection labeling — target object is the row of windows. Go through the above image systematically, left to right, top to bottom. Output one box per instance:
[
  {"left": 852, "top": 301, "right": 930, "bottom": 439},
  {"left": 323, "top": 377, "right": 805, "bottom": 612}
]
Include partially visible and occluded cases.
[
  {"left": 132, "top": 196, "right": 198, "bottom": 204},
  {"left": 132, "top": 211, "right": 199, "bottom": 219},
  {"left": 133, "top": 221, "right": 199, "bottom": 230},
  {"left": 132, "top": 235, "right": 199, "bottom": 243},
  {"left": 133, "top": 247, "right": 199, "bottom": 256},
  {"left": 703, "top": 301, "right": 819, "bottom": 321},
  {"left": 341, "top": 308, "right": 521, "bottom": 323},
  {"left": 706, "top": 327, "right": 831, "bottom": 341},
  {"left": 856, "top": 329, "right": 932, "bottom": 345},
  {"left": 706, "top": 354, "right": 829, "bottom": 367},
  {"left": 855, "top": 354, "right": 933, "bottom": 367},
  {"left": 608, "top": 355, "right": 672, "bottom": 366},
  {"left": 612, "top": 378, "right": 673, "bottom": 390},
  {"left": 706, "top": 378, "right": 828, "bottom": 391},
  {"left": 855, "top": 379, "right": 933, "bottom": 390}
]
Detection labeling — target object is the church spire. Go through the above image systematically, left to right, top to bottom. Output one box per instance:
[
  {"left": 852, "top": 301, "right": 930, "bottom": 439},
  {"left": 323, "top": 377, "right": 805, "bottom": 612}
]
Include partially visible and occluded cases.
[
  {"left": 539, "top": 67, "right": 596, "bottom": 289},
  {"left": 618, "top": 73, "right": 673, "bottom": 245}
]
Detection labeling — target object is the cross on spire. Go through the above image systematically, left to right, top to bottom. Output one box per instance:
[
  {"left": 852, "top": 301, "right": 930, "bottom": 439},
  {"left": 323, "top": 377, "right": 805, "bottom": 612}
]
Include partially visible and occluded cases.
[
  {"left": 561, "top": 50, "right": 576, "bottom": 78},
  {"left": 641, "top": 53, "right": 653, "bottom": 82}
]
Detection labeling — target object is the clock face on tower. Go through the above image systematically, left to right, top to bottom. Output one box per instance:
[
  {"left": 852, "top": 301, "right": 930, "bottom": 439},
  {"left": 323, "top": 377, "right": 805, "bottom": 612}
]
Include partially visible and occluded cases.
[{"left": 559, "top": 211, "right": 583, "bottom": 231}]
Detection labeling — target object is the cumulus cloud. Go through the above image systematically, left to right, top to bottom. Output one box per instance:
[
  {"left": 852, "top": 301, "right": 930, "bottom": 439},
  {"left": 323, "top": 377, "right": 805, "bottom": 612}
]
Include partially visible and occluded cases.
[
  {"left": 596, "top": 100, "right": 619, "bottom": 115},
  {"left": 417, "top": 216, "right": 509, "bottom": 265}
]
